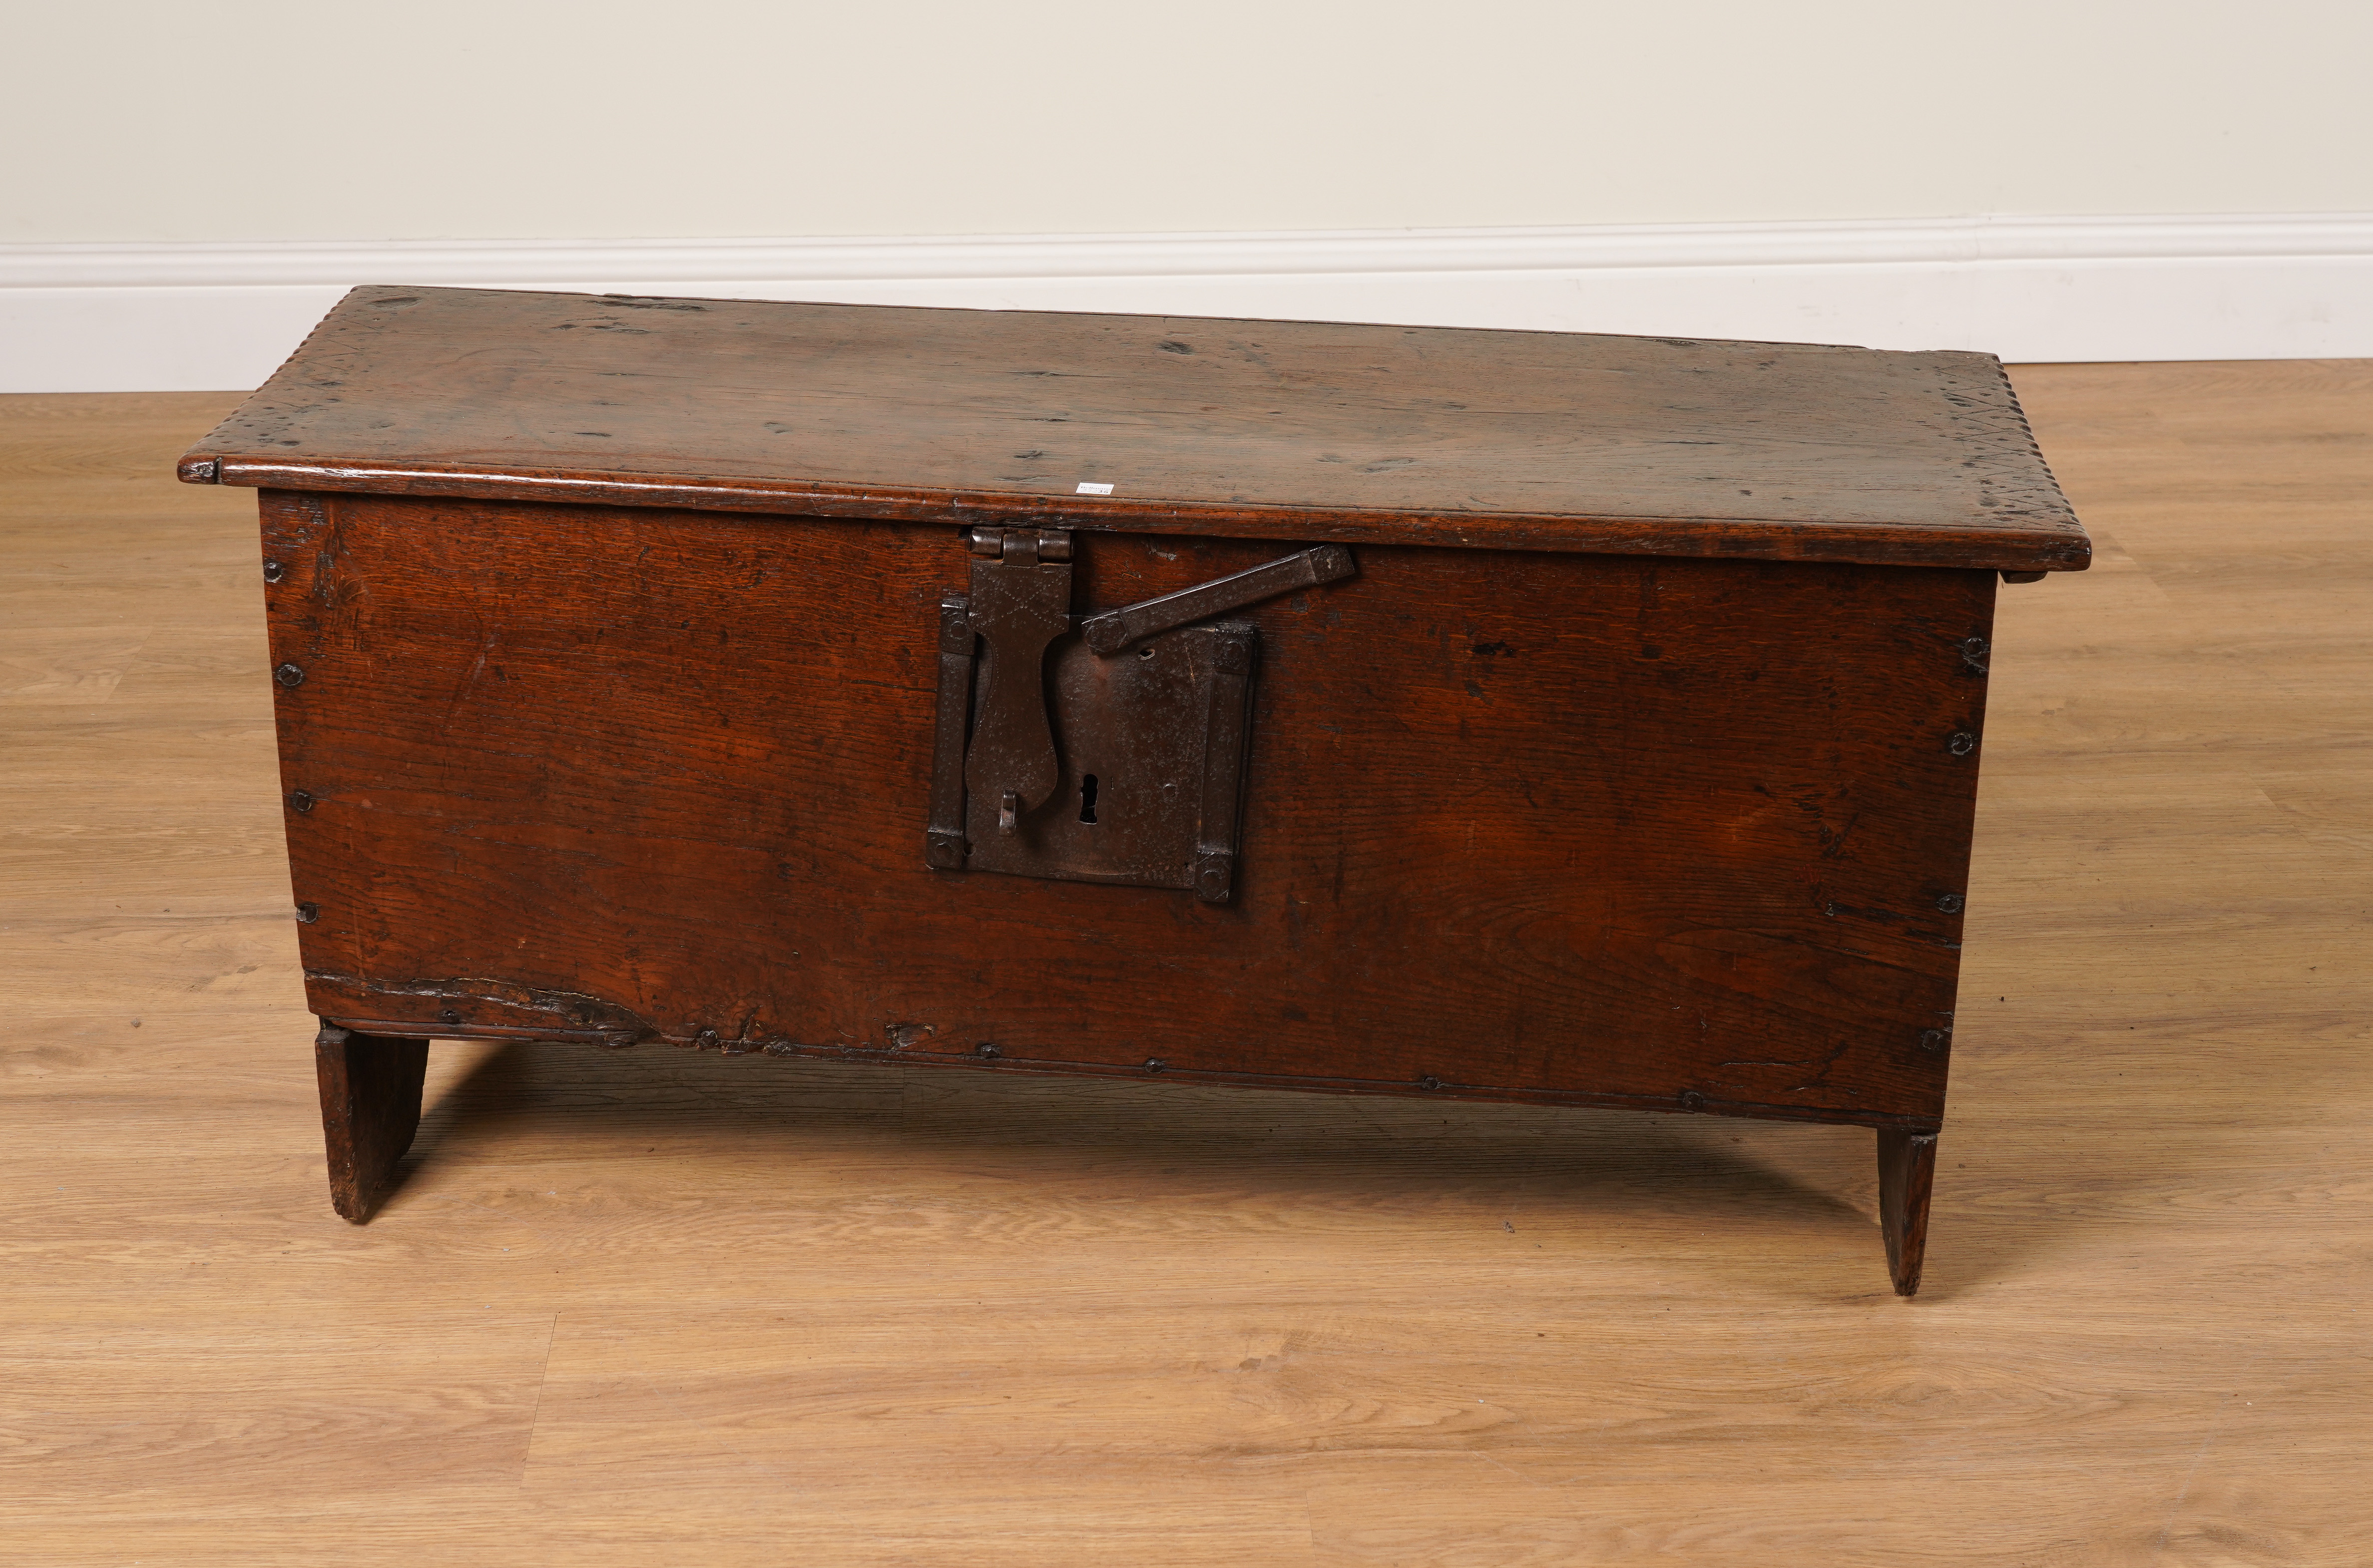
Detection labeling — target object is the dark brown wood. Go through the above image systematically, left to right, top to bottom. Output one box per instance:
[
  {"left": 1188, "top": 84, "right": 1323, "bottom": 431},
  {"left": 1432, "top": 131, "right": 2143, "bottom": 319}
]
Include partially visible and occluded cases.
[
  {"left": 179, "top": 285, "right": 2088, "bottom": 573},
  {"left": 173, "top": 290, "right": 2083, "bottom": 1288},
  {"left": 256, "top": 487, "right": 1985, "bottom": 1130},
  {"left": 314, "top": 1023, "right": 429, "bottom": 1222},
  {"left": 1878, "top": 1126, "right": 1939, "bottom": 1296}
]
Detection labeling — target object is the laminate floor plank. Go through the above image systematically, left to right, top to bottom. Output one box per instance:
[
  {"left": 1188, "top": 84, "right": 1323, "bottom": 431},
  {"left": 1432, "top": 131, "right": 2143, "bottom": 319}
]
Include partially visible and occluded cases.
[{"left": 3, "top": 369, "right": 2370, "bottom": 1565}]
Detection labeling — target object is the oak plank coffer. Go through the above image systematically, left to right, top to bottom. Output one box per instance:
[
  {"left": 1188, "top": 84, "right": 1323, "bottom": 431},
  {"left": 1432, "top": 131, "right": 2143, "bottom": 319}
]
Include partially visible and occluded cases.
[{"left": 179, "top": 286, "right": 2087, "bottom": 1294}]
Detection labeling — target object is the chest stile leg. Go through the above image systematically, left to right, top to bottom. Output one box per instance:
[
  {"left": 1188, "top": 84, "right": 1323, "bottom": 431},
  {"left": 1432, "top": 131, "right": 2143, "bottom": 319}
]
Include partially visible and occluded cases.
[
  {"left": 314, "top": 1024, "right": 430, "bottom": 1222},
  {"left": 1877, "top": 1126, "right": 1940, "bottom": 1296}
]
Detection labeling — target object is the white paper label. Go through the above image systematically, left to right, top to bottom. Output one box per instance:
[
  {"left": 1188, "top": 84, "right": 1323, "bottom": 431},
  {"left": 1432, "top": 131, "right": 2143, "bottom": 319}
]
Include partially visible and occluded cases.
[{"left": 1075, "top": 482, "right": 1114, "bottom": 495}]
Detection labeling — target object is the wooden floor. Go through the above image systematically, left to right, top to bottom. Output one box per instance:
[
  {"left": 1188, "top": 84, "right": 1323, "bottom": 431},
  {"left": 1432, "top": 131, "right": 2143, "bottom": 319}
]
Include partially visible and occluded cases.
[{"left": 4, "top": 364, "right": 2369, "bottom": 1566}]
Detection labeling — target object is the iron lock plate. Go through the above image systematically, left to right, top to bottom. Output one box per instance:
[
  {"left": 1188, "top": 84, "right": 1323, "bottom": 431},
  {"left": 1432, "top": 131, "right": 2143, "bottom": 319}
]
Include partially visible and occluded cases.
[{"left": 925, "top": 530, "right": 1354, "bottom": 903}]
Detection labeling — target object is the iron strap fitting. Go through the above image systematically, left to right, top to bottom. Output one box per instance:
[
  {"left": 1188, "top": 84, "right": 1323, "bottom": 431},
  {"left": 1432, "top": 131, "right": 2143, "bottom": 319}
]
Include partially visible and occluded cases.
[{"left": 924, "top": 528, "right": 1356, "bottom": 902}]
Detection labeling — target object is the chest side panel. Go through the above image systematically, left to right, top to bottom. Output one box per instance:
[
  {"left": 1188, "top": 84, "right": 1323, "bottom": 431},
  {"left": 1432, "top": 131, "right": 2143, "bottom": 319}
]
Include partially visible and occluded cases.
[{"left": 261, "top": 490, "right": 1994, "bottom": 1126}]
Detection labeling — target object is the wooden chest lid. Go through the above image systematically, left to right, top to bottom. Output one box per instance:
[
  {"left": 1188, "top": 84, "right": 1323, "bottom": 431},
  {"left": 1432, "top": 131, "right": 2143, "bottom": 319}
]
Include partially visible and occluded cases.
[{"left": 180, "top": 284, "right": 2086, "bottom": 571}]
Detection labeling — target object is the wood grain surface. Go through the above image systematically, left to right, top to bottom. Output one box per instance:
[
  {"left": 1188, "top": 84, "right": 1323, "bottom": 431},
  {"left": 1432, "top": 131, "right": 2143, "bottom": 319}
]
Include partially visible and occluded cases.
[
  {"left": 178, "top": 287, "right": 2090, "bottom": 572},
  {"left": 5, "top": 365, "right": 2369, "bottom": 1565},
  {"left": 261, "top": 488, "right": 1988, "bottom": 1128}
]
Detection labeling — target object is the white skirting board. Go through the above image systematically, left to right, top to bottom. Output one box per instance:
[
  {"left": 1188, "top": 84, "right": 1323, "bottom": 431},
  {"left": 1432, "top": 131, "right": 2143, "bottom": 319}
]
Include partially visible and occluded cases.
[{"left": 5, "top": 215, "right": 2372, "bottom": 393}]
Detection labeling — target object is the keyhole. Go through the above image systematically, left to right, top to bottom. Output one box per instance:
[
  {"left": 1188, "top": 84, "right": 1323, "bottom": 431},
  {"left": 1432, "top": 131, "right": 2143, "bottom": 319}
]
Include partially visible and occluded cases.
[{"left": 1078, "top": 773, "right": 1099, "bottom": 825}]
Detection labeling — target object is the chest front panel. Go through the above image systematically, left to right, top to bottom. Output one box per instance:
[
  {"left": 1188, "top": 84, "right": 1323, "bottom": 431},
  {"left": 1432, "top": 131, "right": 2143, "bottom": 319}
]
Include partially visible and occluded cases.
[{"left": 262, "top": 488, "right": 1993, "bottom": 1127}]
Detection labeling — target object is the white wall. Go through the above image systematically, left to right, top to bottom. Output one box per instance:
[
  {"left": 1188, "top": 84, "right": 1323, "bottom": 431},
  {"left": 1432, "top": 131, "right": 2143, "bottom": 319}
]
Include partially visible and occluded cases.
[
  {"left": 5, "top": 0, "right": 2371, "bottom": 387},
  {"left": 9, "top": 0, "right": 2370, "bottom": 242}
]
